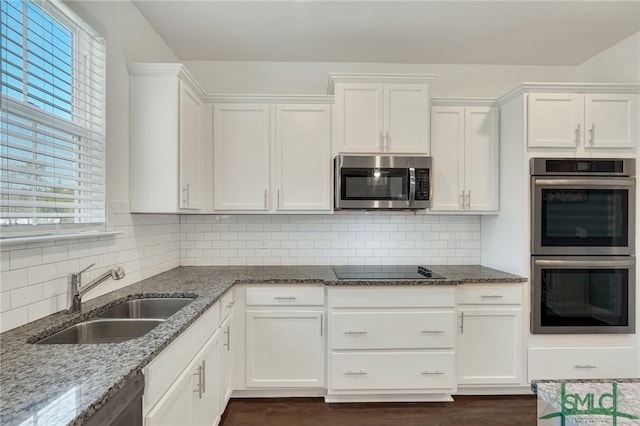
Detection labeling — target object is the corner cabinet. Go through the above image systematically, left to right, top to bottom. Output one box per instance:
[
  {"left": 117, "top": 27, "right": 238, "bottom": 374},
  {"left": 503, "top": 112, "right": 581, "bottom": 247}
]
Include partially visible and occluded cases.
[
  {"left": 129, "top": 63, "right": 205, "bottom": 213},
  {"left": 329, "top": 74, "right": 436, "bottom": 155},
  {"left": 528, "top": 93, "right": 638, "bottom": 152},
  {"left": 213, "top": 101, "right": 332, "bottom": 213},
  {"left": 430, "top": 101, "right": 499, "bottom": 213},
  {"left": 456, "top": 284, "right": 523, "bottom": 387}
]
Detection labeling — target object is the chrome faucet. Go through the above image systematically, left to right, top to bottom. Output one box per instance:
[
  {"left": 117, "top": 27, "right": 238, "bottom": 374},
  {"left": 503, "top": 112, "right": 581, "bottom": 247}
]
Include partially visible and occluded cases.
[{"left": 68, "top": 264, "right": 125, "bottom": 313}]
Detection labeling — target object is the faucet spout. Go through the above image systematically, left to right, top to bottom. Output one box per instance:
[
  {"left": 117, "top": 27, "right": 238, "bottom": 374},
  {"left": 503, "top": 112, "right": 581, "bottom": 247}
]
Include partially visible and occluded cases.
[{"left": 68, "top": 265, "right": 125, "bottom": 313}]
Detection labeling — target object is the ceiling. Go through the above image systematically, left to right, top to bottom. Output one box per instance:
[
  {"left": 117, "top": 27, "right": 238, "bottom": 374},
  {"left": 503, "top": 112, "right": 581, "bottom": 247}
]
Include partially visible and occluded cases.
[{"left": 132, "top": 1, "right": 640, "bottom": 66}]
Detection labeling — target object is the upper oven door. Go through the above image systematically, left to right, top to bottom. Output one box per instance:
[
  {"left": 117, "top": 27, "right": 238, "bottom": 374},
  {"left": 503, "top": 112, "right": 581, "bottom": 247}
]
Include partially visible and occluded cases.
[
  {"left": 335, "top": 155, "right": 430, "bottom": 209},
  {"left": 531, "top": 176, "right": 636, "bottom": 255}
]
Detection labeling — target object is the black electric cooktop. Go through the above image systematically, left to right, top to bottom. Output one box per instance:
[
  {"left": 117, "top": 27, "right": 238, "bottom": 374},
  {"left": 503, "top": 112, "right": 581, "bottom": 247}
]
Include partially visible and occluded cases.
[{"left": 332, "top": 265, "right": 446, "bottom": 280}]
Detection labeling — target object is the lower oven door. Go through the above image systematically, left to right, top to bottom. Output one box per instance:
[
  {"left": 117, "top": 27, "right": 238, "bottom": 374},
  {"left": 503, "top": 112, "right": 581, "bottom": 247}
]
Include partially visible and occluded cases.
[{"left": 531, "top": 256, "right": 635, "bottom": 334}]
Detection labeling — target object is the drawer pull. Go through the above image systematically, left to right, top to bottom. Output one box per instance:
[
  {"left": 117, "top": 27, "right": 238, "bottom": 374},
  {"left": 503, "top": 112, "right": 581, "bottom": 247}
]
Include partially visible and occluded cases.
[
  {"left": 480, "top": 295, "right": 504, "bottom": 299},
  {"left": 273, "top": 296, "right": 297, "bottom": 300},
  {"left": 226, "top": 300, "right": 235, "bottom": 308},
  {"left": 421, "top": 330, "right": 444, "bottom": 334},
  {"left": 344, "top": 331, "right": 368, "bottom": 335},
  {"left": 574, "top": 364, "right": 597, "bottom": 369},
  {"left": 421, "top": 370, "right": 444, "bottom": 375},
  {"left": 345, "top": 371, "right": 368, "bottom": 376}
]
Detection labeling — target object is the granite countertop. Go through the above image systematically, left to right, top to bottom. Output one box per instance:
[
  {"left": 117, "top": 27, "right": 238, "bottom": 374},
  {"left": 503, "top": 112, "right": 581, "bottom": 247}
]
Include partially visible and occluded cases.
[{"left": 0, "top": 265, "right": 525, "bottom": 425}]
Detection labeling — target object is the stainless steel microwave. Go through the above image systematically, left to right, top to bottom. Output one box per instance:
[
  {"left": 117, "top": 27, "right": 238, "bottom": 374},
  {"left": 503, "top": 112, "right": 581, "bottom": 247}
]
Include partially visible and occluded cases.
[{"left": 334, "top": 155, "right": 432, "bottom": 210}]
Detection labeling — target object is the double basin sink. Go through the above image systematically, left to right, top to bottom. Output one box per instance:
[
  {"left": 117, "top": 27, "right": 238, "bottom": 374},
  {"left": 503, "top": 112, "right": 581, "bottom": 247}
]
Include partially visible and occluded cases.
[{"left": 36, "top": 298, "right": 194, "bottom": 345}]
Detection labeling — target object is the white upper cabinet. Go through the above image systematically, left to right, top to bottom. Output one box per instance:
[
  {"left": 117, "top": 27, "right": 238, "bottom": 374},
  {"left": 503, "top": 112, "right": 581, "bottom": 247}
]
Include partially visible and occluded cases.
[
  {"left": 129, "top": 63, "right": 205, "bottom": 213},
  {"left": 329, "top": 74, "right": 435, "bottom": 155},
  {"left": 527, "top": 92, "right": 638, "bottom": 153},
  {"left": 213, "top": 101, "right": 332, "bottom": 213},
  {"left": 430, "top": 103, "right": 499, "bottom": 213},
  {"left": 213, "top": 104, "right": 271, "bottom": 211},
  {"left": 275, "top": 104, "right": 331, "bottom": 211}
]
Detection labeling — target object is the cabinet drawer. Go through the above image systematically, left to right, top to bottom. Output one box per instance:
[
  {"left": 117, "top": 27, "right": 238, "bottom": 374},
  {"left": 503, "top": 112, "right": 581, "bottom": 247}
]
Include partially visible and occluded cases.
[
  {"left": 457, "top": 285, "right": 522, "bottom": 305},
  {"left": 245, "top": 286, "right": 325, "bottom": 306},
  {"left": 330, "top": 287, "right": 455, "bottom": 308},
  {"left": 220, "top": 289, "right": 235, "bottom": 319},
  {"left": 143, "top": 301, "right": 220, "bottom": 413},
  {"left": 331, "top": 311, "right": 455, "bottom": 349},
  {"left": 529, "top": 347, "right": 637, "bottom": 380},
  {"left": 331, "top": 351, "right": 455, "bottom": 391}
]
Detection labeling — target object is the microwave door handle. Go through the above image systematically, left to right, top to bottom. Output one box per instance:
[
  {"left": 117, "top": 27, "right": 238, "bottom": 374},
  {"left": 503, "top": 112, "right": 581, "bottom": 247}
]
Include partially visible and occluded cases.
[{"left": 408, "top": 167, "right": 416, "bottom": 207}]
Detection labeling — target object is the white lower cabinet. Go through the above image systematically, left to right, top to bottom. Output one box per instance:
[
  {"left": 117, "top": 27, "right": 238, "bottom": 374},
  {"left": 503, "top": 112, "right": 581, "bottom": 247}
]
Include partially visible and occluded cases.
[
  {"left": 456, "top": 284, "right": 524, "bottom": 387},
  {"left": 244, "top": 286, "right": 326, "bottom": 389},
  {"left": 327, "top": 286, "right": 457, "bottom": 400},
  {"left": 219, "top": 293, "right": 235, "bottom": 409},
  {"left": 144, "top": 301, "right": 223, "bottom": 426},
  {"left": 246, "top": 310, "right": 325, "bottom": 387},
  {"left": 529, "top": 347, "right": 638, "bottom": 380}
]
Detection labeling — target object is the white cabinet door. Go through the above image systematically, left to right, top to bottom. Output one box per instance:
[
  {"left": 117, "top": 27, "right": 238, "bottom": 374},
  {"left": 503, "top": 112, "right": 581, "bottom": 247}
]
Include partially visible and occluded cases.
[
  {"left": 179, "top": 80, "right": 202, "bottom": 210},
  {"left": 333, "top": 83, "right": 384, "bottom": 153},
  {"left": 384, "top": 83, "right": 430, "bottom": 154},
  {"left": 528, "top": 93, "right": 583, "bottom": 149},
  {"left": 585, "top": 94, "right": 638, "bottom": 150},
  {"left": 213, "top": 104, "right": 270, "bottom": 211},
  {"left": 274, "top": 105, "right": 331, "bottom": 211},
  {"left": 430, "top": 106, "right": 464, "bottom": 211},
  {"left": 430, "top": 106, "right": 498, "bottom": 212},
  {"left": 464, "top": 107, "right": 499, "bottom": 211},
  {"left": 457, "top": 308, "right": 522, "bottom": 385},
  {"left": 246, "top": 310, "right": 325, "bottom": 388},
  {"left": 219, "top": 313, "right": 234, "bottom": 410},
  {"left": 193, "top": 330, "right": 221, "bottom": 426},
  {"left": 145, "top": 359, "right": 195, "bottom": 426}
]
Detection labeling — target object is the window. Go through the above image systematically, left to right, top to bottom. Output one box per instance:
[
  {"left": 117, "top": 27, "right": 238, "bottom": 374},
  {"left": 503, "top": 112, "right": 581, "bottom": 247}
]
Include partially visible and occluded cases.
[{"left": 1, "top": 0, "right": 106, "bottom": 238}]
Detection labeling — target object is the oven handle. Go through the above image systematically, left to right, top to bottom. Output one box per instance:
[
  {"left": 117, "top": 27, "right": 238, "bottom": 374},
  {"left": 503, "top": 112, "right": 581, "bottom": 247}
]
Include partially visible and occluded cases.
[
  {"left": 533, "top": 178, "right": 635, "bottom": 187},
  {"left": 534, "top": 258, "right": 636, "bottom": 267}
]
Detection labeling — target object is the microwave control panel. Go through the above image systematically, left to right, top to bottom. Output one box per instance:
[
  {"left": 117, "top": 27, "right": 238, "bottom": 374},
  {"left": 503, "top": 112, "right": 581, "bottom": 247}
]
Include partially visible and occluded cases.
[{"left": 415, "top": 169, "right": 430, "bottom": 200}]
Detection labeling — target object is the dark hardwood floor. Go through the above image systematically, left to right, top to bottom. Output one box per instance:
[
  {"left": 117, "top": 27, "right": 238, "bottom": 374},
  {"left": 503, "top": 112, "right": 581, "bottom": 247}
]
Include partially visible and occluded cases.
[{"left": 220, "top": 395, "right": 537, "bottom": 426}]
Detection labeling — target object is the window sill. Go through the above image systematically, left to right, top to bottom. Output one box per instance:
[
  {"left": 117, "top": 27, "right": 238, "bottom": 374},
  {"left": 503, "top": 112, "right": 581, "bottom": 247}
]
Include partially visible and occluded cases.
[{"left": 0, "top": 231, "right": 122, "bottom": 247}]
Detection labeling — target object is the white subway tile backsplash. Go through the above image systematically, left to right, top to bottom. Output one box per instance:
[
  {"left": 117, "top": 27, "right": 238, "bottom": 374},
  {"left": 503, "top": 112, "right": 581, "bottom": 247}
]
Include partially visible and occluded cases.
[
  {"left": 10, "top": 248, "right": 43, "bottom": 269},
  {"left": 11, "top": 284, "right": 43, "bottom": 309}
]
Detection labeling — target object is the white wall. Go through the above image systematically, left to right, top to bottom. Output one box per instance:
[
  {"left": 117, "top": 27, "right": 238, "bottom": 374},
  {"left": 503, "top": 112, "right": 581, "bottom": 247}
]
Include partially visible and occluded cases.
[
  {"left": 0, "top": 1, "right": 181, "bottom": 332},
  {"left": 577, "top": 32, "right": 640, "bottom": 83},
  {"left": 180, "top": 214, "right": 480, "bottom": 266}
]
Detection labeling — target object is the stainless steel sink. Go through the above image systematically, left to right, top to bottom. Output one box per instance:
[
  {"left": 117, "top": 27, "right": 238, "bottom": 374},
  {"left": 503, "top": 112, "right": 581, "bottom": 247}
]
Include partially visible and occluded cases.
[
  {"left": 96, "top": 297, "right": 194, "bottom": 319},
  {"left": 36, "top": 319, "right": 165, "bottom": 344}
]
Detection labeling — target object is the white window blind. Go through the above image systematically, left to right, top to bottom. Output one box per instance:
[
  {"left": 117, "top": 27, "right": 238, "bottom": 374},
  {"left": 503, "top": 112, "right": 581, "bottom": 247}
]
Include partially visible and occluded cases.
[{"left": 1, "top": 0, "right": 106, "bottom": 237}]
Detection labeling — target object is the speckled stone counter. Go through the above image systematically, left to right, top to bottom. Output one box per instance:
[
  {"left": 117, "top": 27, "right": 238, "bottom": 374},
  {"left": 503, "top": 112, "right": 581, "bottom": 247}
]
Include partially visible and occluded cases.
[
  {"left": 0, "top": 265, "right": 525, "bottom": 425},
  {"left": 533, "top": 379, "right": 640, "bottom": 425}
]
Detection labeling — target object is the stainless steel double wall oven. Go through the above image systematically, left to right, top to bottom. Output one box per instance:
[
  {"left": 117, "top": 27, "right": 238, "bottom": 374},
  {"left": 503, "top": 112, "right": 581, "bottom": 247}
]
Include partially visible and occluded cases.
[{"left": 530, "top": 158, "right": 636, "bottom": 334}]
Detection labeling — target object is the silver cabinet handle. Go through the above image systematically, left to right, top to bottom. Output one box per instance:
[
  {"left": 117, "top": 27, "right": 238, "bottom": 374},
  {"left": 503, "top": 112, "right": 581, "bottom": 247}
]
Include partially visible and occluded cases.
[
  {"left": 575, "top": 124, "right": 581, "bottom": 146},
  {"left": 589, "top": 124, "right": 595, "bottom": 145},
  {"left": 379, "top": 131, "right": 384, "bottom": 151},
  {"left": 385, "top": 131, "right": 390, "bottom": 151},
  {"left": 182, "top": 184, "right": 189, "bottom": 207},
  {"left": 264, "top": 189, "right": 267, "bottom": 209},
  {"left": 277, "top": 189, "right": 280, "bottom": 209},
  {"left": 460, "top": 190, "right": 465, "bottom": 210},
  {"left": 466, "top": 190, "right": 471, "bottom": 210},
  {"left": 480, "top": 295, "right": 504, "bottom": 299},
  {"left": 273, "top": 296, "right": 297, "bottom": 300},
  {"left": 226, "top": 300, "right": 236, "bottom": 308},
  {"left": 460, "top": 312, "right": 464, "bottom": 334},
  {"left": 320, "top": 313, "right": 323, "bottom": 337},
  {"left": 224, "top": 325, "right": 230, "bottom": 351},
  {"left": 421, "top": 330, "right": 444, "bottom": 334},
  {"left": 344, "top": 331, "right": 368, "bottom": 335},
  {"left": 201, "top": 360, "right": 206, "bottom": 393},
  {"left": 574, "top": 364, "right": 597, "bottom": 369},
  {"left": 193, "top": 365, "right": 203, "bottom": 399},
  {"left": 421, "top": 370, "right": 444, "bottom": 375},
  {"left": 345, "top": 371, "right": 368, "bottom": 376}
]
